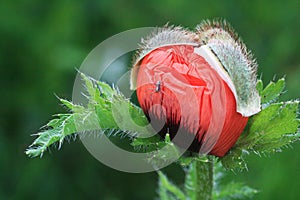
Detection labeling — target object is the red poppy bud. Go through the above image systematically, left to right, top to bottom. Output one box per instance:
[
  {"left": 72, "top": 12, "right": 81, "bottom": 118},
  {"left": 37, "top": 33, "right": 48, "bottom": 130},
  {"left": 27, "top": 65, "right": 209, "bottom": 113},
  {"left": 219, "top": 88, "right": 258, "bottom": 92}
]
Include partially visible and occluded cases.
[{"left": 131, "top": 21, "right": 260, "bottom": 157}]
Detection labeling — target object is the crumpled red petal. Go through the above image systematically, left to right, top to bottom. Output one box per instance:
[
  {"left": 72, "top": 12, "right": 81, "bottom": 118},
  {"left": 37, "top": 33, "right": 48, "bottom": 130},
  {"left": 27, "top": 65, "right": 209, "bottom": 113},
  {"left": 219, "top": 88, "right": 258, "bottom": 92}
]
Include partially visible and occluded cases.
[{"left": 136, "top": 45, "right": 248, "bottom": 157}]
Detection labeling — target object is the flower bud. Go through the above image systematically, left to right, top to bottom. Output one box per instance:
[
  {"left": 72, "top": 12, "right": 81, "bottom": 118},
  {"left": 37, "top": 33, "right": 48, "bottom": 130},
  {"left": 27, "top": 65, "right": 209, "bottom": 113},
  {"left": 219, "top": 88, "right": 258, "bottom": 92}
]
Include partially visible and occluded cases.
[{"left": 131, "top": 21, "right": 260, "bottom": 157}]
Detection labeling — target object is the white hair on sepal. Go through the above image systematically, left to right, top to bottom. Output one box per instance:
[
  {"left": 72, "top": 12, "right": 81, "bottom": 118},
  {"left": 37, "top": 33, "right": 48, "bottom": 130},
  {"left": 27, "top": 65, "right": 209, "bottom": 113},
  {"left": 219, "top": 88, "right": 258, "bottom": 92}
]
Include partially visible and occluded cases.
[
  {"left": 196, "top": 19, "right": 261, "bottom": 117},
  {"left": 130, "top": 24, "right": 200, "bottom": 90},
  {"left": 135, "top": 24, "right": 200, "bottom": 63}
]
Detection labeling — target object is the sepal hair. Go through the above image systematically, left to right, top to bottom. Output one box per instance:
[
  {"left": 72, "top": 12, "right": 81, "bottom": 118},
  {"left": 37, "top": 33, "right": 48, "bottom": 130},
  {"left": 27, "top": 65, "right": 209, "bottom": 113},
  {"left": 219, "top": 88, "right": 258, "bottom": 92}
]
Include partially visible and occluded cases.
[
  {"left": 196, "top": 19, "right": 261, "bottom": 116},
  {"left": 131, "top": 25, "right": 199, "bottom": 90}
]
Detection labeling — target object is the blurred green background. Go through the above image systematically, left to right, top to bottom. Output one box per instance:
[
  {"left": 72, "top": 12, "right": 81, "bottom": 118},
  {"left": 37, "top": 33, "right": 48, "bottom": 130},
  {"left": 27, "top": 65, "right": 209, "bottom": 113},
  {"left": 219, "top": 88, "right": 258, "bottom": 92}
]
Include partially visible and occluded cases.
[{"left": 1, "top": 0, "right": 299, "bottom": 199}]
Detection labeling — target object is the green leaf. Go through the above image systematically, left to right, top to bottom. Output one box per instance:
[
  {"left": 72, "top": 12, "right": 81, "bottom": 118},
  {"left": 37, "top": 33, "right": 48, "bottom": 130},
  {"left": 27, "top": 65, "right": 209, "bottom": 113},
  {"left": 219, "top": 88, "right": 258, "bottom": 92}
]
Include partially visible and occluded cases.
[
  {"left": 26, "top": 73, "right": 150, "bottom": 157},
  {"left": 222, "top": 78, "right": 299, "bottom": 171},
  {"left": 259, "top": 78, "right": 285, "bottom": 104},
  {"left": 110, "top": 95, "right": 151, "bottom": 136},
  {"left": 58, "top": 98, "right": 84, "bottom": 110},
  {"left": 223, "top": 100, "right": 299, "bottom": 170},
  {"left": 243, "top": 101, "right": 299, "bottom": 152},
  {"left": 25, "top": 113, "right": 77, "bottom": 157},
  {"left": 132, "top": 133, "right": 183, "bottom": 166},
  {"left": 131, "top": 135, "right": 162, "bottom": 152},
  {"left": 220, "top": 148, "right": 248, "bottom": 172},
  {"left": 213, "top": 162, "right": 258, "bottom": 200},
  {"left": 158, "top": 171, "right": 186, "bottom": 200},
  {"left": 214, "top": 182, "right": 258, "bottom": 200},
  {"left": 158, "top": 185, "right": 172, "bottom": 200}
]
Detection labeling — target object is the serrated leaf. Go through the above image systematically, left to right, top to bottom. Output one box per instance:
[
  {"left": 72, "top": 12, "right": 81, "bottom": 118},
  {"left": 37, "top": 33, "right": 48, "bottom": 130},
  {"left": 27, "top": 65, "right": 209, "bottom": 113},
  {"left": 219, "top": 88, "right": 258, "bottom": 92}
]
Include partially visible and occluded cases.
[
  {"left": 80, "top": 72, "right": 103, "bottom": 103},
  {"left": 26, "top": 73, "right": 149, "bottom": 157},
  {"left": 222, "top": 77, "right": 299, "bottom": 171},
  {"left": 260, "top": 78, "right": 285, "bottom": 104},
  {"left": 96, "top": 80, "right": 116, "bottom": 99},
  {"left": 111, "top": 96, "right": 151, "bottom": 137},
  {"left": 59, "top": 98, "right": 75, "bottom": 109},
  {"left": 224, "top": 101, "right": 299, "bottom": 170},
  {"left": 247, "top": 101, "right": 299, "bottom": 151},
  {"left": 252, "top": 102, "right": 298, "bottom": 137},
  {"left": 26, "top": 113, "right": 76, "bottom": 157},
  {"left": 46, "top": 118, "right": 61, "bottom": 128},
  {"left": 131, "top": 135, "right": 162, "bottom": 152},
  {"left": 131, "top": 135, "right": 161, "bottom": 146},
  {"left": 147, "top": 143, "right": 181, "bottom": 168},
  {"left": 220, "top": 148, "right": 248, "bottom": 172},
  {"left": 213, "top": 162, "right": 258, "bottom": 200},
  {"left": 213, "top": 182, "right": 258, "bottom": 200},
  {"left": 159, "top": 185, "right": 172, "bottom": 200}
]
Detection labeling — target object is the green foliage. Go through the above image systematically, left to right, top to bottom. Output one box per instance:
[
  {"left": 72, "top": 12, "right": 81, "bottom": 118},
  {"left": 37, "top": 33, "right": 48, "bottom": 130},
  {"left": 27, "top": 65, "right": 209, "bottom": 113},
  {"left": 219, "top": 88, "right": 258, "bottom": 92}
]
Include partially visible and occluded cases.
[
  {"left": 3, "top": 0, "right": 299, "bottom": 199},
  {"left": 26, "top": 73, "right": 149, "bottom": 157},
  {"left": 26, "top": 74, "right": 299, "bottom": 200},
  {"left": 221, "top": 78, "right": 300, "bottom": 171},
  {"left": 257, "top": 78, "right": 286, "bottom": 104},
  {"left": 25, "top": 113, "right": 75, "bottom": 157},
  {"left": 132, "top": 134, "right": 184, "bottom": 168},
  {"left": 131, "top": 135, "right": 162, "bottom": 152},
  {"left": 157, "top": 158, "right": 214, "bottom": 200},
  {"left": 158, "top": 158, "right": 258, "bottom": 200},
  {"left": 213, "top": 163, "right": 258, "bottom": 200},
  {"left": 158, "top": 171, "right": 186, "bottom": 200},
  {"left": 214, "top": 182, "right": 258, "bottom": 200}
]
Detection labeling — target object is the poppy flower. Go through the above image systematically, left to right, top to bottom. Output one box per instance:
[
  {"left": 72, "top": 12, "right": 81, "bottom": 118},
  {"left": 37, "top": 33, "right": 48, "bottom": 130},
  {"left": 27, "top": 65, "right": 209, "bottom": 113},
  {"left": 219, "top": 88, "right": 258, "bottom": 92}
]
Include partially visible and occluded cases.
[{"left": 131, "top": 21, "right": 261, "bottom": 157}]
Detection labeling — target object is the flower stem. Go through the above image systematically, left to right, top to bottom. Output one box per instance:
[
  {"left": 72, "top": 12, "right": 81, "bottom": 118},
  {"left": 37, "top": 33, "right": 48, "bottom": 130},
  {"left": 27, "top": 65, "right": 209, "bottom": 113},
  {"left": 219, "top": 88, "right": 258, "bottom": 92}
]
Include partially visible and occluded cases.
[
  {"left": 184, "top": 156, "right": 214, "bottom": 200},
  {"left": 194, "top": 158, "right": 213, "bottom": 200}
]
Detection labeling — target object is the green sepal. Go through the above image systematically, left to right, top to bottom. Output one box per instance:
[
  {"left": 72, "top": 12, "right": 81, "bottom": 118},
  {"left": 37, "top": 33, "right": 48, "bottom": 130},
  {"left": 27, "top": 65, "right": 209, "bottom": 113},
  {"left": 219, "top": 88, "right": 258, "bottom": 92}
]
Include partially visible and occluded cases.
[{"left": 222, "top": 78, "right": 299, "bottom": 171}]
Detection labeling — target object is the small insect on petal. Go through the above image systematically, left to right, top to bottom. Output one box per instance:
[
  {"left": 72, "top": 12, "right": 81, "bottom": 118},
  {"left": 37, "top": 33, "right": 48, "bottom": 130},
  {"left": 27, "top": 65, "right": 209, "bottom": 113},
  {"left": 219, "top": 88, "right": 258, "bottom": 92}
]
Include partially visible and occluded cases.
[
  {"left": 131, "top": 20, "right": 260, "bottom": 157},
  {"left": 155, "top": 81, "right": 161, "bottom": 93}
]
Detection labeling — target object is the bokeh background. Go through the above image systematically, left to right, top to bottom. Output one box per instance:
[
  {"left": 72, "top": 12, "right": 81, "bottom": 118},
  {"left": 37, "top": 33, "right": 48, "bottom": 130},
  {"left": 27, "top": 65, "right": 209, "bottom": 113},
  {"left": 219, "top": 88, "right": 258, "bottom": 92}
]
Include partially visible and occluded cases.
[{"left": 1, "top": 0, "right": 299, "bottom": 199}]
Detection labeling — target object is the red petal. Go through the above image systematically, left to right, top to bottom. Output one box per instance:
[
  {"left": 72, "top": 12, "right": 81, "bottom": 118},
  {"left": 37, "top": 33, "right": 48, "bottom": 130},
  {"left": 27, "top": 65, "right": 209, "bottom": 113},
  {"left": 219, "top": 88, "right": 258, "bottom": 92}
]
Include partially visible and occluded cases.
[{"left": 136, "top": 45, "right": 248, "bottom": 157}]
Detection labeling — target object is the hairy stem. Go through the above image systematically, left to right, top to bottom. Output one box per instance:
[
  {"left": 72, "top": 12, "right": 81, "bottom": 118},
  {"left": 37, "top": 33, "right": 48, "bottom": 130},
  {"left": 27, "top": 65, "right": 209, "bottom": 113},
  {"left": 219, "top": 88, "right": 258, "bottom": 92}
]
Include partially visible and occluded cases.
[
  {"left": 185, "top": 156, "right": 214, "bottom": 200},
  {"left": 194, "top": 158, "right": 213, "bottom": 200}
]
